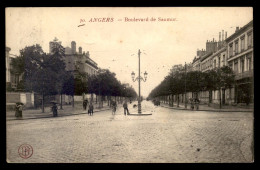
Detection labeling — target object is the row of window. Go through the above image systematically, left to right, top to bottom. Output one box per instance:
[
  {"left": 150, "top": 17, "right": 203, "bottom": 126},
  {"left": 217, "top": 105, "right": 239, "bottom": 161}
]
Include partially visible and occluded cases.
[
  {"left": 228, "top": 30, "right": 253, "bottom": 58},
  {"left": 228, "top": 53, "right": 252, "bottom": 74},
  {"left": 201, "top": 54, "right": 226, "bottom": 71},
  {"left": 201, "top": 59, "right": 213, "bottom": 71}
]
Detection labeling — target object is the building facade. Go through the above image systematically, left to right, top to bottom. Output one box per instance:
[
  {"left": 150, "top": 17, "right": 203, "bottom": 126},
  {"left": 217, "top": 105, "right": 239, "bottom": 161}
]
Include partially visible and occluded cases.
[
  {"left": 226, "top": 21, "right": 253, "bottom": 104},
  {"left": 49, "top": 37, "right": 65, "bottom": 55},
  {"left": 49, "top": 38, "right": 98, "bottom": 77},
  {"left": 63, "top": 41, "right": 98, "bottom": 76},
  {"left": 6, "top": 47, "right": 23, "bottom": 90},
  {"left": 6, "top": 47, "right": 11, "bottom": 83},
  {"left": 192, "top": 56, "right": 201, "bottom": 71}
]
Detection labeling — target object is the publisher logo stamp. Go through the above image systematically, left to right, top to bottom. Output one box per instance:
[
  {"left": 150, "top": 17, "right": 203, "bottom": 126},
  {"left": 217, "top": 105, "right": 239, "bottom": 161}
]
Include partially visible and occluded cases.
[{"left": 18, "top": 144, "right": 33, "bottom": 159}]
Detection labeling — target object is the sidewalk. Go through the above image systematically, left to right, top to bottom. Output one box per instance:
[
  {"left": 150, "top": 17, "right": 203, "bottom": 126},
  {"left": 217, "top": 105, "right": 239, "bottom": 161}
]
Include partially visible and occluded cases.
[
  {"left": 159, "top": 102, "right": 254, "bottom": 112},
  {"left": 6, "top": 103, "right": 112, "bottom": 121}
]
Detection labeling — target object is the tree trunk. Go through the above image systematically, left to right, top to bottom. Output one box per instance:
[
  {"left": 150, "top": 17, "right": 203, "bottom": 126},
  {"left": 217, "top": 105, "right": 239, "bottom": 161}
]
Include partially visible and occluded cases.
[
  {"left": 219, "top": 88, "right": 222, "bottom": 109},
  {"left": 185, "top": 92, "right": 187, "bottom": 109},
  {"left": 42, "top": 93, "right": 45, "bottom": 113},
  {"left": 60, "top": 93, "right": 63, "bottom": 109},
  {"left": 171, "top": 94, "right": 174, "bottom": 107},
  {"left": 177, "top": 94, "right": 179, "bottom": 107},
  {"left": 72, "top": 95, "right": 74, "bottom": 108},
  {"left": 101, "top": 96, "right": 103, "bottom": 108}
]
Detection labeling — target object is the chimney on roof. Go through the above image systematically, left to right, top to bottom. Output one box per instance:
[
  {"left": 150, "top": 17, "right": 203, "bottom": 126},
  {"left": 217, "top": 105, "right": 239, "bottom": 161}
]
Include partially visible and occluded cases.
[
  {"left": 235, "top": 27, "right": 239, "bottom": 32},
  {"left": 222, "top": 30, "right": 224, "bottom": 41},
  {"left": 219, "top": 32, "right": 221, "bottom": 42},
  {"left": 225, "top": 32, "right": 227, "bottom": 39},
  {"left": 79, "top": 47, "right": 82, "bottom": 54}
]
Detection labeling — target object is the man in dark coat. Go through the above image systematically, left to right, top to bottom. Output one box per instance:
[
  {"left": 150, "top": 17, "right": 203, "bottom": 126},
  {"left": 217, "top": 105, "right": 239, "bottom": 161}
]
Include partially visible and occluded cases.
[
  {"left": 83, "top": 99, "right": 88, "bottom": 110},
  {"left": 123, "top": 101, "right": 129, "bottom": 115},
  {"left": 89, "top": 102, "right": 94, "bottom": 116},
  {"left": 52, "top": 103, "right": 58, "bottom": 117}
]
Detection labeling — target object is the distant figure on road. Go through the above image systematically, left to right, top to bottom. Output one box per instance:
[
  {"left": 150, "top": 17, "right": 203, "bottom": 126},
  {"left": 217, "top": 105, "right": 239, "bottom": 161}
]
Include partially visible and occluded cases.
[
  {"left": 190, "top": 98, "right": 194, "bottom": 110},
  {"left": 194, "top": 98, "right": 200, "bottom": 110},
  {"left": 83, "top": 99, "right": 88, "bottom": 111},
  {"left": 112, "top": 100, "right": 117, "bottom": 115},
  {"left": 123, "top": 101, "right": 130, "bottom": 115},
  {"left": 15, "top": 102, "right": 23, "bottom": 118},
  {"left": 89, "top": 102, "right": 94, "bottom": 116},
  {"left": 15, "top": 103, "right": 20, "bottom": 118},
  {"left": 51, "top": 103, "right": 58, "bottom": 117}
]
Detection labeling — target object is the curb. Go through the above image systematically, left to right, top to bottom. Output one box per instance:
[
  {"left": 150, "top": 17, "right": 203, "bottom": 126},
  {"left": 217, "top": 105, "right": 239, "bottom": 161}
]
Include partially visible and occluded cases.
[
  {"left": 160, "top": 105, "right": 253, "bottom": 113},
  {"left": 6, "top": 108, "right": 111, "bottom": 121},
  {"left": 127, "top": 113, "right": 152, "bottom": 116}
]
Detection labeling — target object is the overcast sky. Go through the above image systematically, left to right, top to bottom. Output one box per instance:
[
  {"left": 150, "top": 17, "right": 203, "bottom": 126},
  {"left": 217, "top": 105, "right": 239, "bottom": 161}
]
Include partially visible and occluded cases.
[{"left": 6, "top": 7, "right": 253, "bottom": 97}]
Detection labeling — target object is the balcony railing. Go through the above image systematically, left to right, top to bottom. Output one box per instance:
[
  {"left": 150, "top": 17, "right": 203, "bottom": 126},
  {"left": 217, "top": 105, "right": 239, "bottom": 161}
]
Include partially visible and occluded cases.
[{"left": 235, "top": 70, "right": 253, "bottom": 80}]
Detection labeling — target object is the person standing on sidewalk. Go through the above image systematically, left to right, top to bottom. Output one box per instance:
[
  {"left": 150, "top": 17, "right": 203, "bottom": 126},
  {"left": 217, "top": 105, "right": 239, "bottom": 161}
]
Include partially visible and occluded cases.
[
  {"left": 190, "top": 98, "right": 194, "bottom": 110},
  {"left": 195, "top": 98, "right": 200, "bottom": 110},
  {"left": 83, "top": 99, "right": 88, "bottom": 111},
  {"left": 83, "top": 100, "right": 86, "bottom": 110},
  {"left": 123, "top": 101, "right": 129, "bottom": 115},
  {"left": 89, "top": 102, "right": 94, "bottom": 116},
  {"left": 15, "top": 103, "right": 20, "bottom": 118},
  {"left": 15, "top": 103, "right": 23, "bottom": 118},
  {"left": 51, "top": 103, "right": 58, "bottom": 117},
  {"left": 18, "top": 104, "right": 24, "bottom": 117}
]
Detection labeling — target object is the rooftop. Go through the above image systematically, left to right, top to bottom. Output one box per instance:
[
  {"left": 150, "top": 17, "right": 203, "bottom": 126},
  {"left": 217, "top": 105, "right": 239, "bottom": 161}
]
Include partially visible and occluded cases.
[{"left": 225, "top": 20, "right": 253, "bottom": 42}]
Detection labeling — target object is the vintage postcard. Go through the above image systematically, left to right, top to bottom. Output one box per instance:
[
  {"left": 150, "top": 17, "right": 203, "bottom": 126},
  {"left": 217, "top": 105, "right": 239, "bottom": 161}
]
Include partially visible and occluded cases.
[{"left": 6, "top": 7, "right": 253, "bottom": 163}]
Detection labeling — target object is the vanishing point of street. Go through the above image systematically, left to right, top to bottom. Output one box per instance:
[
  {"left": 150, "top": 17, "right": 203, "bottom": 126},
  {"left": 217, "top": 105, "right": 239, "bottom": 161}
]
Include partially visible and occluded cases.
[{"left": 6, "top": 101, "right": 254, "bottom": 163}]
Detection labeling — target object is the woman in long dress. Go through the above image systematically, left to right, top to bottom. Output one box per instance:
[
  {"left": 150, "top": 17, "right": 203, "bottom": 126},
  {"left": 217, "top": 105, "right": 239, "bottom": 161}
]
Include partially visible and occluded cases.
[{"left": 15, "top": 103, "right": 19, "bottom": 117}]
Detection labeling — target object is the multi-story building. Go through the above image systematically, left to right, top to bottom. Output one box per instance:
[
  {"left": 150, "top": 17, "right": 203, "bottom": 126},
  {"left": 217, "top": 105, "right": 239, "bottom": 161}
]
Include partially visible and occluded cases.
[
  {"left": 226, "top": 20, "right": 253, "bottom": 104},
  {"left": 193, "top": 31, "right": 230, "bottom": 104},
  {"left": 49, "top": 37, "right": 65, "bottom": 55},
  {"left": 49, "top": 38, "right": 98, "bottom": 76},
  {"left": 63, "top": 41, "right": 98, "bottom": 76},
  {"left": 6, "top": 47, "right": 23, "bottom": 90},
  {"left": 6, "top": 47, "right": 11, "bottom": 84},
  {"left": 200, "top": 52, "right": 213, "bottom": 72},
  {"left": 192, "top": 56, "right": 201, "bottom": 71}
]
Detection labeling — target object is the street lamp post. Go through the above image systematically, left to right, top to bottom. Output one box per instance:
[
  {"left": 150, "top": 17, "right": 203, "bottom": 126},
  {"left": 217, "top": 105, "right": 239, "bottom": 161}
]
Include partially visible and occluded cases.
[{"left": 131, "top": 49, "right": 148, "bottom": 114}]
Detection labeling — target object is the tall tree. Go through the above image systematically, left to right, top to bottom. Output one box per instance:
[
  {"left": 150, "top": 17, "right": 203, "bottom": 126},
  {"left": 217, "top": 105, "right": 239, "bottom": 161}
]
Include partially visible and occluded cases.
[{"left": 12, "top": 44, "right": 67, "bottom": 112}]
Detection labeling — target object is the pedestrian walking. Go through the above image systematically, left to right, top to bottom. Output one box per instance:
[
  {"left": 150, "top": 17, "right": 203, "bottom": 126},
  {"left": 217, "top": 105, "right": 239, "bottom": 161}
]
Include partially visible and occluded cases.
[
  {"left": 190, "top": 98, "right": 194, "bottom": 110},
  {"left": 195, "top": 98, "right": 200, "bottom": 110},
  {"left": 83, "top": 99, "right": 88, "bottom": 111},
  {"left": 83, "top": 100, "right": 86, "bottom": 110},
  {"left": 112, "top": 100, "right": 117, "bottom": 115},
  {"left": 123, "top": 101, "right": 130, "bottom": 115},
  {"left": 15, "top": 102, "right": 23, "bottom": 118},
  {"left": 89, "top": 102, "right": 94, "bottom": 116},
  {"left": 15, "top": 103, "right": 20, "bottom": 118},
  {"left": 51, "top": 103, "right": 58, "bottom": 117},
  {"left": 18, "top": 104, "right": 23, "bottom": 117}
]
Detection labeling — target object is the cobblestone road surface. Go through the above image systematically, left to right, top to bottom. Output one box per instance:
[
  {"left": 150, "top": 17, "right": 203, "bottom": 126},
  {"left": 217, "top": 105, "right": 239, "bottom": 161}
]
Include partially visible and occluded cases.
[{"left": 6, "top": 101, "right": 254, "bottom": 163}]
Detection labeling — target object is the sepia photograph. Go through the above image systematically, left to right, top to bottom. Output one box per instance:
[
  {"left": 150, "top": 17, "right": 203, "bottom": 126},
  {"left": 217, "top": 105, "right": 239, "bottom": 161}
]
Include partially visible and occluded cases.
[{"left": 5, "top": 7, "right": 254, "bottom": 163}]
